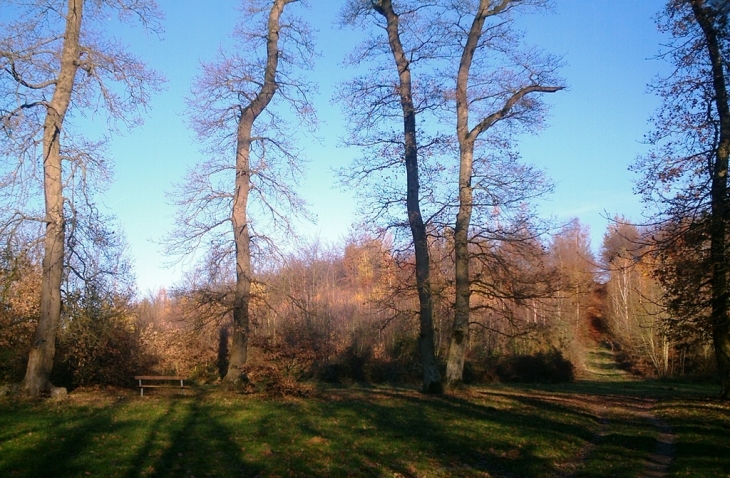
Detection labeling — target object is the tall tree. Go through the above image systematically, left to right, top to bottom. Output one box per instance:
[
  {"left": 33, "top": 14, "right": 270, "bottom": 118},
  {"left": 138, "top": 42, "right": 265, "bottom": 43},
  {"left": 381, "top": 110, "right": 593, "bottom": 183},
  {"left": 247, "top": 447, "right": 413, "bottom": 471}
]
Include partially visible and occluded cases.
[
  {"left": 0, "top": 0, "right": 162, "bottom": 396},
  {"left": 168, "top": 0, "right": 315, "bottom": 383},
  {"left": 340, "top": 0, "right": 444, "bottom": 392},
  {"left": 442, "top": 0, "right": 564, "bottom": 388},
  {"left": 635, "top": 0, "right": 730, "bottom": 398},
  {"left": 546, "top": 219, "right": 596, "bottom": 364},
  {"left": 601, "top": 221, "right": 643, "bottom": 344},
  {"left": 601, "top": 222, "right": 676, "bottom": 376}
]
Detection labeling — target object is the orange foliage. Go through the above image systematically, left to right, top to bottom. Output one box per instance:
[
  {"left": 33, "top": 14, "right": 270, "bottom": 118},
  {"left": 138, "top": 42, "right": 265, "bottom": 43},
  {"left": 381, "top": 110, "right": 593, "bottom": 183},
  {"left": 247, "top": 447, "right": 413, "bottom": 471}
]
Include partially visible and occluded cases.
[{"left": 0, "top": 252, "right": 41, "bottom": 381}]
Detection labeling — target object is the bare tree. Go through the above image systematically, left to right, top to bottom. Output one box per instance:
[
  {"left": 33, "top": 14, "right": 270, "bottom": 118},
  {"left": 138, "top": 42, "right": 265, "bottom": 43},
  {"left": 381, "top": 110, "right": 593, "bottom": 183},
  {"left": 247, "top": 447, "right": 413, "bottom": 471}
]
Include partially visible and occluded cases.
[
  {"left": 0, "top": 0, "right": 163, "bottom": 396},
  {"left": 167, "top": 0, "right": 315, "bottom": 383},
  {"left": 339, "top": 0, "right": 446, "bottom": 392},
  {"left": 440, "top": 0, "right": 564, "bottom": 388},
  {"left": 634, "top": 0, "right": 730, "bottom": 398},
  {"left": 601, "top": 222, "right": 678, "bottom": 376}
]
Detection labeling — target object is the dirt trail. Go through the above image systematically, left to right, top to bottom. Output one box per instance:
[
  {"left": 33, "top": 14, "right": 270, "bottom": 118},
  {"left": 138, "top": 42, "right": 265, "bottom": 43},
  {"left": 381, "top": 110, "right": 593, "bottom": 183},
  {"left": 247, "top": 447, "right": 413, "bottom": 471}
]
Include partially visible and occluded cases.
[
  {"left": 568, "top": 298, "right": 677, "bottom": 477},
  {"left": 577, "top": 345, "right": 676, "bottom": 478},
  {"left": 579, "top": 347, "right": 632, "bottom": 381},
  {"left": 641, "top": 411, "right": 675, "bottom": 478}
]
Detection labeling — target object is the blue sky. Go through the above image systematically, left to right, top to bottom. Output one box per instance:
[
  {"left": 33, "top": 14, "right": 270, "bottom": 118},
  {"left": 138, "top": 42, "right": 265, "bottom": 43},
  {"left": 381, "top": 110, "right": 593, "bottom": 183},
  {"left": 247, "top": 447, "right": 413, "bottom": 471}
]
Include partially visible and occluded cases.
[{"left": 97, "top": 0, "right": 669, "bottom": 294}]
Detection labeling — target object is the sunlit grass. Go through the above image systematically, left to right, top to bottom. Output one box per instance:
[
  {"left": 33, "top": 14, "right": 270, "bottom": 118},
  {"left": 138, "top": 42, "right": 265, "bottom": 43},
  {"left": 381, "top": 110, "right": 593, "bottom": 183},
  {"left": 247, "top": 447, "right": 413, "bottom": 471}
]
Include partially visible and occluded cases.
[
  {"left": 0, "top": 382, "right": 726, "bottom": 477},
  {"left": 656, "top": 396, "right": 730, "bottom": 477}
]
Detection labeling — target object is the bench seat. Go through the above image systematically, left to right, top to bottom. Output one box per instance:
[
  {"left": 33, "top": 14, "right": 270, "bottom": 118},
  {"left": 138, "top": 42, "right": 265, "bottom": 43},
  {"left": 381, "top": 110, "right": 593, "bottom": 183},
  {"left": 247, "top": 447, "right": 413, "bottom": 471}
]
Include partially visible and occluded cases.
[{"left": 134, "top": 376, "right": 186, "bottom": 396}]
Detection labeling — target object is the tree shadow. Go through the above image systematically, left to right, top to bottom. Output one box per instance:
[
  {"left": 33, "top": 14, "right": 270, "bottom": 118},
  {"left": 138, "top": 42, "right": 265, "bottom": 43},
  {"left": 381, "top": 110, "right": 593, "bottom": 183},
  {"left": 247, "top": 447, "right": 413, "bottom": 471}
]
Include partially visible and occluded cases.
[
  {"left": 3, "top": 383, "right": 721, "bottom": 477},
  {"left": 235, "top": 387, "right": 600, "bottom": 477},
  {"left": 0, "top": 394, "right": 260, "bottom": 478},
  {"left": 123, "top": 395, "right": 260, "bottom": 477},
  {"left": 656, "top": 399, "right": 730, "bottom": 476},
  {"left": 0, "top": 400, "right": 121, "bottom": 477}
]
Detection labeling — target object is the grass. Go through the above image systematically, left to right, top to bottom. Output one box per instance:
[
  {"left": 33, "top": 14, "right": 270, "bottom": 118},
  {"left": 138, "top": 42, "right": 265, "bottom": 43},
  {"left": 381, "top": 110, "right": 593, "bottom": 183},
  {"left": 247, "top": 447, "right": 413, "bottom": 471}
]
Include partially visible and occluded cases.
[
  {"left": 0, "top": 381, "right": 727, "bottom": 477},
  {"left": 656, "top": 395, "right": 730, "bottom": 477}
]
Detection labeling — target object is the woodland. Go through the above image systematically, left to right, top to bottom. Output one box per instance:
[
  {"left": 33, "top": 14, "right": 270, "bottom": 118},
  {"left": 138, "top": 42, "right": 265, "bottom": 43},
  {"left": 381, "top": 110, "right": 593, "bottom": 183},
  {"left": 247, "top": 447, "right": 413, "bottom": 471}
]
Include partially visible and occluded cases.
[{"left": 1, "top": 0, "right": 730, "bottom": 406}]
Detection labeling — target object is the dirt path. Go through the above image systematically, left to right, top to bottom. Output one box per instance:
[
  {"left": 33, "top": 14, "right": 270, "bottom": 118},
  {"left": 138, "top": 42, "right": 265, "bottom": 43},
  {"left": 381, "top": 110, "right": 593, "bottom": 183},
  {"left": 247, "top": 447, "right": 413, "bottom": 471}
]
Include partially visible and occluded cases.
[
  {"left": 478, "top": 345, "right": 678, "bottom": 476},
  {"left": 578, "top": 346, "right": 676, "bottom": 478},
  {"left": 640, "top": 408, "right": 675, "bottom": 478}
]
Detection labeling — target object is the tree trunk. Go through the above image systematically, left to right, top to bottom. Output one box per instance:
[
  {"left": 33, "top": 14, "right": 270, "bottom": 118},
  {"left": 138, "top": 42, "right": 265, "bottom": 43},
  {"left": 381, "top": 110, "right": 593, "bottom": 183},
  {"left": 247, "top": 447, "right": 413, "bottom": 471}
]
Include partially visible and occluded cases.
[
  {"left": 20, "top": 0, "right": 83, "bottom": 397},
  {"left": 223, "top": 0, "right": 287, "bottom": 382},
  {"left": 374, "top": 0, "right": 442, "bottom": 393},
  {"left": 444, "top": 0, "right": 562, "bottom": 388},
  {"left": 445, "top": 0, "right": 487, "bottom": 390},
  {"left": 691, "top": 0, "right": 730, "bottom": 399},
  {"left": 226, "top": 111, "right": 254, "bottom": 382},
  {"left": 446, "top": 142, "right": 474, "bottom": 388}
]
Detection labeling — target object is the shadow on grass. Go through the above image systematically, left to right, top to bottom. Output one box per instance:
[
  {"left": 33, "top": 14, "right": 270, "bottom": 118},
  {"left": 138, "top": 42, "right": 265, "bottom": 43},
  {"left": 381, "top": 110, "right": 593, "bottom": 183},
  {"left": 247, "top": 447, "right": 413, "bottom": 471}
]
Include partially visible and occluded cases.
[
  {"left": 535, "top": 379, "right": 719, "bottom": 400},
  {"left": 1, "top": 381, "right": 725, "bottom": 477},
  {"left": 0, "top": 387, "right": 600, "bottom": 477},
  {"left": 239, "top": 387, "right": 598, "bottom": 477},
  {"left": 0, "top": 394, "right": 260, "bottom": 478},
  {"left": 123, "top": 396, "right": 259, "bottom": 477},
  {"left": 656, "top": 399, "right": 730, "bottom": 477},
  {"left": 0, "top": 400, "right": 120, "bottom": 477}
]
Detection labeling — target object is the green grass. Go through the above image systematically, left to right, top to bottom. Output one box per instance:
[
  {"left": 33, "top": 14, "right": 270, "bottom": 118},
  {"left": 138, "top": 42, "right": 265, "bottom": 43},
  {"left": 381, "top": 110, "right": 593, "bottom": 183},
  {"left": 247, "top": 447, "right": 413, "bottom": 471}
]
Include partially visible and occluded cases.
[
  {"left": 0, "top": 382, "right": 727, "bottom": 477},
  {"left": 655, "top": 396, "right": 730, "bottom": 477}
]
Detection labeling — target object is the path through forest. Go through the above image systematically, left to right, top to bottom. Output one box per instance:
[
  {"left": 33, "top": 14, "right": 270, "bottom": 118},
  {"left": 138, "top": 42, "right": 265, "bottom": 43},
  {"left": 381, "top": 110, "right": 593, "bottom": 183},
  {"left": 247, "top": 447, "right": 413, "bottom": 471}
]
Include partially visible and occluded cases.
[{"left": 570, "top": 343, "right": 676, "bottom": 477}]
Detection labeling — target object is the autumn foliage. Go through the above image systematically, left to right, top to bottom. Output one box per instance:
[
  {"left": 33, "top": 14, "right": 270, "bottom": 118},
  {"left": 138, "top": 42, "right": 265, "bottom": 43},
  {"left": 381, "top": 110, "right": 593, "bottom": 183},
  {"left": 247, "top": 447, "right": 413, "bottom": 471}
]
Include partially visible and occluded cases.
[
  {"left": 2, "top": 215, "right": 723, "bottom": 394},
  {"left": 0, "top": 247, "right": 40, "bottom": 383}
]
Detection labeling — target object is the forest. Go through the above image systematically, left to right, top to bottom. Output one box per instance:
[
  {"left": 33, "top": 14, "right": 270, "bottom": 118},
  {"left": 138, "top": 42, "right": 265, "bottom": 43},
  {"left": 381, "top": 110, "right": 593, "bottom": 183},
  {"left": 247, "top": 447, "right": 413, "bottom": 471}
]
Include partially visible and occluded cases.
[{"left": 1, "top": 0, "right": 730, "bottom": 403}]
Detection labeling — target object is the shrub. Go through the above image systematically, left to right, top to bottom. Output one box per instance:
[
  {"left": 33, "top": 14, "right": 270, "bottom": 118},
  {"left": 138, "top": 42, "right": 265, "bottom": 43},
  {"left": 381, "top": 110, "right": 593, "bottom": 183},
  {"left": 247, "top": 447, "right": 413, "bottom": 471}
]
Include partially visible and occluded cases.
[
  {"left": 51, "top": 288, "right": 156, "bottom": 389},
  {"left": 53, "top": 313, "right": 155, "bottom": 389},
  {"left": 314, "top": 334, "right": 421, "bottom": 385},
  {"left": 223, "top": 338, "right": 313, "bottom": 397},
  {"left": 316, "top": 345, "right": 371, "bottom": 384},
  {"left": 463, "top": 350, "right": 575, "bottom": 384},
  {"left": 494, "top": 350, "right": 575, "bottom": 383},
  {"left": 462, "top": 360, "right": 500, "bottom": 384}
]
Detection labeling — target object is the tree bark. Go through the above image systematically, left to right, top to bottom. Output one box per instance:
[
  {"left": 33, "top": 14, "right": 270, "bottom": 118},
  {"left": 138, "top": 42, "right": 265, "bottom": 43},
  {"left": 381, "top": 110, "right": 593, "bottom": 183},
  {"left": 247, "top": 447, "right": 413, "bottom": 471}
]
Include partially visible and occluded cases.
[
  {"left": 20, "top": 0, "right": 83, "bottom": 397},
  {"left": 224, "top": 0, "right": 289, "bottom": 382},
  {"left": 374, "top": 0, "right": 442, "bottom": 393},
  {"left": 445, "top": 0, "right": 562, "bottom": 389},
  {"left": 445, "top": 0, "right": 488, "bottom": 390},
  {"left": 690, "top": 0, "right": 730, "bottom": 399},
  {"left": 446, "top": 140, "right": 474, "bottom": 388}
]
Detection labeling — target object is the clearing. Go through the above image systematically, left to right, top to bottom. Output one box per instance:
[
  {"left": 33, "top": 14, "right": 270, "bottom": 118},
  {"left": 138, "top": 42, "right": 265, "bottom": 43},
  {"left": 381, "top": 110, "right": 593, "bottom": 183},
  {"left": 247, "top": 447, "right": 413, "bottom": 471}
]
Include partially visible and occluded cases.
[{"left": 0, "top": 366, "right": 727, "bottom": 477}]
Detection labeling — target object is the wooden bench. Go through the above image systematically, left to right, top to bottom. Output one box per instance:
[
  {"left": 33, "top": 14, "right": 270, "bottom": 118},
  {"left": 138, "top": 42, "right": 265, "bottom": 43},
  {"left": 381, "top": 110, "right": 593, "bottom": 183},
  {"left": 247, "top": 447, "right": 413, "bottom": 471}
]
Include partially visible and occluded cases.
[{"left": 134, "top": 376, "right": 186, "bottom": 396}]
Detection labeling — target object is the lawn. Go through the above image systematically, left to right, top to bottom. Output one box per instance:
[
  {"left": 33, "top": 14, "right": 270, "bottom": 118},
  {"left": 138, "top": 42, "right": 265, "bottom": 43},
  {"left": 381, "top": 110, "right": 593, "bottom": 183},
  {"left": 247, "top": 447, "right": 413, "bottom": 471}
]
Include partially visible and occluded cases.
[{"left": 0, "top": 381, "right": 727, "bottom": 477}]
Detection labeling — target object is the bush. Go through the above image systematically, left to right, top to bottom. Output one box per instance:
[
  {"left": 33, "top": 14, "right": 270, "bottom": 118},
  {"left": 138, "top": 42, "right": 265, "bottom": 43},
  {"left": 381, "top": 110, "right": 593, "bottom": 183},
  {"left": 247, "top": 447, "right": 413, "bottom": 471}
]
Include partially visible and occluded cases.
[
  {"left": 51, "top": 289, "right": 156, "bottom": 389},
  {"left": 53, "top": 315, "right": 154, "bottom": 389},
  {"left": 315, "top": 336, "right": 421, "bottom": 385},
  {"left": 223, "top": 339, "right": 313, "bottom": 397},
  {"left": 316, "top": 345, "right": 371, "bottom": 384},
  {"left": 464, "top": 350, "right": 575, "bottom": 384},
  {"left": 495, "top": 350, "right": 575, "bottom": 383},
  {"left": 462, "top": 360, "right": 500, "bottom": 384}
]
